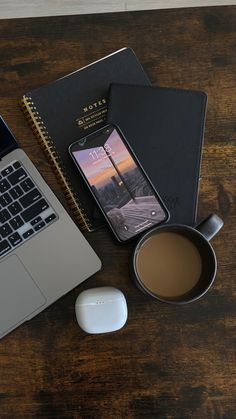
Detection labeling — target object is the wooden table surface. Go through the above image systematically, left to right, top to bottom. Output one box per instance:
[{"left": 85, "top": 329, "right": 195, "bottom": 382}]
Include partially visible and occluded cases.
[{"left": 0, "top": 6, "right": 235, "bottom": 419}]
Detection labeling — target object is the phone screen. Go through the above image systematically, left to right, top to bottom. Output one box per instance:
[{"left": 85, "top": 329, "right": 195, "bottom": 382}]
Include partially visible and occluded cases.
[
  {"left": 0, "top": 116, "right": 18, "bottom": 158},
  {"left": 71, "top": 126, "right": 167, "bottom": 241}
]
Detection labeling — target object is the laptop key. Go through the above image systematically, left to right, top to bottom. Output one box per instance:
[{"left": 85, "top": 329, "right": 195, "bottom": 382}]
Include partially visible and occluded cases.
[
  {"left": 13, "top": 161, "right": 21, "bottom": 170},
  {"left": 1, "top": 165, "right": 14, "bottom": 177},
  {"left": 8, "top": 168, "right": 27, "bottom": 186},
  {"left": 20, "top": 178, "right": 34, "bottom": 192},
  {"left": 0, "top": 179, "right": 11, "bottom": 193},
  {"left": 9, "top": 185, "right": 24, "bottom": 199},
  {"left": 19, "top": 188, "right": 41, "bottom": 209},
  {"left": 0, "top": 192, "right": 12, "bottom": 207},
  {"left": 21, "top": 199, "right": 49, "bottom": 223},
  {"left": 8, "top": 201, "right": 22, "bottom": 216},
  {"left": 0, "top": 209, "right": 11, "bottom": 223},
  {"left": 45, "top": 213, "right": 57, "bottom": 224},
  {"left": 10, "top": 215, "right": 24, "bottom": 230},
  {"left": 31, "top": 216, "right": 42, "bottom": 226},
  {"left": 34, "top": 221, "right": 45, "bottom": 232},
  {"left": 0, "top": 223, "right": 13, "bottom": 238},
  {"left": 23, "top": 229, "right": 34, "bottom": 239},
  {"left": 8, "top": 232, "right": 22, "bottom": 247},
  {"left": 0, "top": 239, "right": 11, "bottom": 256}
]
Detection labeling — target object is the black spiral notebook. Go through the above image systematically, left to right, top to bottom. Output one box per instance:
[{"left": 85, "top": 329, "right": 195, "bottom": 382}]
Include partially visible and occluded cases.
[
  {"left": 21, "top": 48, "right": 151, "bottom": 231},
  {"left": 107, "top": 84, "right": 207, "bottom": 226}
]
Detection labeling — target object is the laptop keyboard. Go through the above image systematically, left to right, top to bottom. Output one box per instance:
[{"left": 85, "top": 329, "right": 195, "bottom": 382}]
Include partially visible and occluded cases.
[{"left": 0, "top": 160, "right": 58, "bottom": 258}]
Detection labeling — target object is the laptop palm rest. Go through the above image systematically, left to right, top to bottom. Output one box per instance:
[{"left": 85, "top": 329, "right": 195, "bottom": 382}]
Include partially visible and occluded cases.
[{"left": 0, "top": 254, "right": 46, "bottom": 337}]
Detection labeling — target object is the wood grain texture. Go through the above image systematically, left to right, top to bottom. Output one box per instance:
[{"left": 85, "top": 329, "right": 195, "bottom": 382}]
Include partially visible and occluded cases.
[{"left": 0, "top": 6, "right": 235, "bottom": 418}]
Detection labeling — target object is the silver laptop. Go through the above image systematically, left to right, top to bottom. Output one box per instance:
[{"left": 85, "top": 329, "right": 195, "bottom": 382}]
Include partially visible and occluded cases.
[{"left": 0, "top": 116, "right": 101, "bottom": 339}]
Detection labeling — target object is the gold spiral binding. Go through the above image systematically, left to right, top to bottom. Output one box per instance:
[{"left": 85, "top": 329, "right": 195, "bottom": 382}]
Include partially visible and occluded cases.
[{"left": 21, "top": 95, "right": 92, "bottom": 231}]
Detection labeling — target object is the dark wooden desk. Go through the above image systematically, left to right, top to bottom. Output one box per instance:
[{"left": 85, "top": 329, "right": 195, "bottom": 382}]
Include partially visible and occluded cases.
[{"left": 0, "top": 6, "right": 235, "bottom": 418}]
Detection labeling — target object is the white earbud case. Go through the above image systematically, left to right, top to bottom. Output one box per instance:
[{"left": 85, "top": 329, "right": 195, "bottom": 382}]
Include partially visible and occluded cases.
[{"left": 75, "top": 286, "right": 128, "bottom": 334}]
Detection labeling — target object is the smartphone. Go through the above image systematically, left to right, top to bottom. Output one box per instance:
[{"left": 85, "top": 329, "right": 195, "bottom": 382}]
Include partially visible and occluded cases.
[
  {"left": 0, "top": 115, "right": 19, "bottom": 158},
  {"left": 69, "top": 124, "right": 169, "bottom": 242}
]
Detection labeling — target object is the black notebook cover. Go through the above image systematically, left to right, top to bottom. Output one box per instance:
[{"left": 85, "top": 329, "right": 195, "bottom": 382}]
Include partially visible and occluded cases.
[
  {"left": 22, "top": 48, "right": 150, "bottom": 231},
  {"left": 107, "top": 84, "right": 207, "bottom": 226}
]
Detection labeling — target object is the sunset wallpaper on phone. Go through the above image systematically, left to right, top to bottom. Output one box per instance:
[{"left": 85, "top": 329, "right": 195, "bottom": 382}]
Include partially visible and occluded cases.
[{"left": 73, "top": 128, "right": 166, "bottom": 240}]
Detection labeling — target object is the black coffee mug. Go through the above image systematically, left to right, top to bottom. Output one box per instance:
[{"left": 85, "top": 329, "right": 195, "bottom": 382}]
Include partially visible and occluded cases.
[{"left": 131, "top": 214, "right": 223, "bottom": 304}]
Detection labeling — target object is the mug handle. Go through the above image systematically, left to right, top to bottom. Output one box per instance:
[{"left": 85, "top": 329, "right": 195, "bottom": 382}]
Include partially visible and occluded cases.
[{"left": 195, "top": 214, "right": 224, "bottom": 241}]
